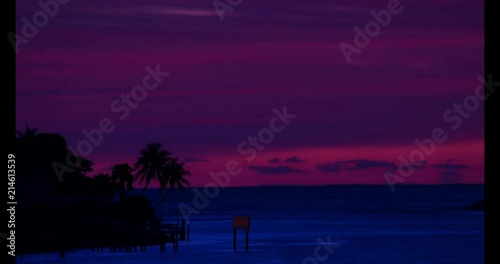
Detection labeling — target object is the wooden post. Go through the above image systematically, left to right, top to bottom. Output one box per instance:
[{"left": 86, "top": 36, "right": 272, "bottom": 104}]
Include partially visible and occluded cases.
[
  {"left": 233, "top": 216, "right": 250, "bottom": 251},
  {"left": 180, "top": 219, "right": 186, "bottom": 241},
  {"left": 233, "top": 228, "right": 237, "bottom": 251},
  {"left": 245, "top": 229, "right": 249, "bottom": 251},
  {"left": 176, "top": 231, "right": 179, "bottom": 251}
]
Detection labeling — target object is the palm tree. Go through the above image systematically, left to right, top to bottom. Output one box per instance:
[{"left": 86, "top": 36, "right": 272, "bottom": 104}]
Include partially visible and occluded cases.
[
  {"left": 16, "top": 126, "right": 38, "bottom": 139},
  {"left": 134, "top": 143, "right": 172, "bottom": 196},
  {"left": 154, "top": 158, "right": 191, "bottom": 210},
  {"left": 76, "top": 159, "right": 94, "bottom": 174},
  {"left": 111, "top": 163, "right": 134, "bottom": 201},
  {"left": 91, "top": 173, "right": 117, "bottom": 202}
]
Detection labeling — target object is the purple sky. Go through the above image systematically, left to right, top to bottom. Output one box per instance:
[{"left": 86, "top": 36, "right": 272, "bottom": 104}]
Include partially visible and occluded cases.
[{"left": 16, "top": 0, "right": 484, "bottom": 187}]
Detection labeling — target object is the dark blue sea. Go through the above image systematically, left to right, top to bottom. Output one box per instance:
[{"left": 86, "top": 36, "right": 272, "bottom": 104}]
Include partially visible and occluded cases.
[{"left": 17, "top": 185, "right": 484, "bottom": 263}]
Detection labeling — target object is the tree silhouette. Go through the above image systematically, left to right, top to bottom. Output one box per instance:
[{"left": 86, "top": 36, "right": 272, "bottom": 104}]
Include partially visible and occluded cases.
[
  {"left": 16, "top": 126, "right": 38, "bottom": 139},
  {"left": 15, "top": 127, "right": 173, "bottom": 254},
  {"left": 134, "top": 143, "right": 172, "bottom": 196},
  {"left": 155, "top": 158, "right": 191, "bottom": 210},
  {"left": 58, "top": 159, "right": 94, "bottom": 196},
  {"left": 76, "top": 159, "right": 94, "bottom": 175},
  {"left": 111, "top": 163, "right": 134, "bottom": 202},
  {"left": 91, "top": 173, "right": 117, "bottom": 202}
]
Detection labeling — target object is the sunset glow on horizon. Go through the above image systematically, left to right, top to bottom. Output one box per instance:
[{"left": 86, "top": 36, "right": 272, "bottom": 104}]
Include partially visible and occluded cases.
[{"left": 16, "top": 0, "right": 484, "bottom": 187}]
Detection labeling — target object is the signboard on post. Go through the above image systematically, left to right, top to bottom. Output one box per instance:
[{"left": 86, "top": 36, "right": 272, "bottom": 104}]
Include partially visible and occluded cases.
[
  {"left": 233, "top": 216, "right": 250, "bottom": 229},
  {"left": 233, "top": 216, "right": 250, "bottom": 251}
]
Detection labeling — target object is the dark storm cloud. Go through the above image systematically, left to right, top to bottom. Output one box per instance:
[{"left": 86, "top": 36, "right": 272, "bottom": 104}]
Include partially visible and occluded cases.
[
  {"left": 285, "top": 156, "right": 306, "bottom": 163},
  {"left": 268, "top": 158, "right": 280, "bottom": 163},
  {"left": 317, "top": 159, "right": 397, "bottom": 173},
  {"left": 433, "top": 160, "right": 468, "bottom": 170},
  {"left": 316, "top": 163, "right": 342, "bottom": 173},
  {"left": 248, "top": 165, "right": 303, "bottom": 175}
]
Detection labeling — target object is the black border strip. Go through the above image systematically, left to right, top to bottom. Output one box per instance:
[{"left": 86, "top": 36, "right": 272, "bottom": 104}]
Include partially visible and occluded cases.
[
  {"left": 3, "top": 0, "right": 16, "bottom": 262},
  {"left": 484, "top": 0, "right": 498, "bottom": 263}
]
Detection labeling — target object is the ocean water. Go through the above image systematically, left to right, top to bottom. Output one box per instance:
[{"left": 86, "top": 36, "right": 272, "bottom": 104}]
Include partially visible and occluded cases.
[{"left": 17, "top": 185, "right": 484, "bottom": 264}]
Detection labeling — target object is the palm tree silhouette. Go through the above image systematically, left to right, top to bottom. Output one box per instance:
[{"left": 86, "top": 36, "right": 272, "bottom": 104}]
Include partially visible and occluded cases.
[
  {"left": 16, "top": 126, "right": 38, "bottom": 139},
  {"left": 134, "top": 143, "right": 172, "bottom": 196},
  {"left": 155, "top": 158, "right": 191, "bottom": 210},
  {"left": 76, "top": 159, "right": 94, "bottom": 174},
  {"left": 111, "top": 163, "right": 134, "bottom": 202},
  {"left": 91, "top": 173, "right": 117, "bottom": 202}
]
